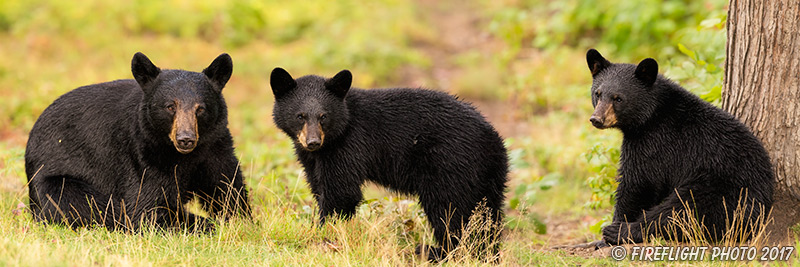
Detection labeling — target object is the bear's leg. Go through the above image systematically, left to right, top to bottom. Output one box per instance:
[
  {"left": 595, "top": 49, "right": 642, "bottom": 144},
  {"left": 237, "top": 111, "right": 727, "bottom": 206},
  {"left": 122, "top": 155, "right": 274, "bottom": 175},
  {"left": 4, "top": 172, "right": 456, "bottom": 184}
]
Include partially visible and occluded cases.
[
  {"left": 480, "top": 164, "right": 507, "bottom": 255},
  {"left": 195, "top": 167, "right": 251, "bottom": 220},
  {"left": 314, "top": 170, "right": 363, "bottom": 225},
  {"left": 29, "top": 176, "right": 108, "bottom": 228},
  {"left": 601, "top": 178, "right": 661, "bottom": 245},
  {"left": 122, "top": 179, "right": 212, "bottom": 232},
  {"left": 611, "top": 179, "right": 658, "bottom": 226},
  {"left": 205, "top": 183, "right": 250, "bottom": 220},
  {"left": 604, "top": 188, "right": 724, "bottom": 244},
  {"left": 668, "top": 188, "right": 767, "bottom": 242},
  {"left": 417, "top": 189, "right": 471, "bottom": 261},
  {"left": 473, "top": 192, "right": 505, "bottom": 261},
  {"left": 136, "top": 197, "right": 213, "bottom": 232},
  {"left": 176, "top": 210, "right": 215, "bottom": 232}
]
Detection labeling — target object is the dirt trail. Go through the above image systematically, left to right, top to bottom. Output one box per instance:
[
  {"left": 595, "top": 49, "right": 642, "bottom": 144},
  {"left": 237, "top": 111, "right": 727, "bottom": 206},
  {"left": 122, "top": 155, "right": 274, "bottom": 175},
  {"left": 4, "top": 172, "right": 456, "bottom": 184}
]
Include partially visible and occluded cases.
[
  {"left": 409, "top": 0, "right": 604, "bottom": 258},
  {"left": 407, "top": 1, "right": 530, "bottom": 139}
]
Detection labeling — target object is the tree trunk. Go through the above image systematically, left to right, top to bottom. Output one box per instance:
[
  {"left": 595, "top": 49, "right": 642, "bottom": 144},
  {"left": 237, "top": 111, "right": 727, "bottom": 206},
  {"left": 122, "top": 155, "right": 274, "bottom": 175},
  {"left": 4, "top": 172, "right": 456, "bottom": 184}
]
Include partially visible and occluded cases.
[{"left": 722, "top": 0, "right": 800, "bottom": 243}]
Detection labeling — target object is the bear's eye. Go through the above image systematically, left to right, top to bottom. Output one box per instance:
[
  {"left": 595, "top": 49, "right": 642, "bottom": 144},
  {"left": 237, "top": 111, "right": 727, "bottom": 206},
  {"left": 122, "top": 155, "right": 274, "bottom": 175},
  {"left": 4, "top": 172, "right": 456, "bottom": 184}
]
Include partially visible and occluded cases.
[
  {"left": 595, "top": 91, "right": 601, "bottom": 98},
  {"left": 614, "top": 96, "right": 622, "bottom": 103},
  {"left": 166, "top": 104, "right": 176, "bottom": 113},
  {"left": 196, "top": 107, "right": 205, "bottom": 116},
  {"left": 297, "top": 114, "right": 305, "bottom": 121},
  {"left": 320, "top": 114, "right": 327, "bottom": 120}
]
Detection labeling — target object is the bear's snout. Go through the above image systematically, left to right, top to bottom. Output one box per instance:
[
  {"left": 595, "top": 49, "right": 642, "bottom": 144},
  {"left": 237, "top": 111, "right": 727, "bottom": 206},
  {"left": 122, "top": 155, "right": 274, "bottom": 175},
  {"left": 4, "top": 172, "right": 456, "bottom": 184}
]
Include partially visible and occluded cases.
[
  {"left": 590, "top": 101, "right": 617, "bottom": 129},
  {"left": 169, "top": 103, "right": 200, "bottom": 154},
  {"left": 589, "top": 115, "right": 604, "bottom": 129},
  {"left": 297, "top": 122, "right": 325, "bottom": 152},
  {"left": 175, "top": 133, "right": 197, "bottom": 153},
  {"left": 305, "top": 138, "right": 321, "bottom": 151}
]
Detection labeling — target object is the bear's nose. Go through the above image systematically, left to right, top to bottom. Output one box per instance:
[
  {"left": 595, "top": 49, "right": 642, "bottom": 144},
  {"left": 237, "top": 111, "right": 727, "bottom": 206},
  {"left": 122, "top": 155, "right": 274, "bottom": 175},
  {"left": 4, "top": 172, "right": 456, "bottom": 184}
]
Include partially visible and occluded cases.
[
  {"left": 589, "top": 116, "right": 604, "bottom": 128},
  {"left": 177, "top": 136, "right": 196, "bottom": 149},
  {"left": 306, "top": 139, "right": 321, "bottom": 151}
]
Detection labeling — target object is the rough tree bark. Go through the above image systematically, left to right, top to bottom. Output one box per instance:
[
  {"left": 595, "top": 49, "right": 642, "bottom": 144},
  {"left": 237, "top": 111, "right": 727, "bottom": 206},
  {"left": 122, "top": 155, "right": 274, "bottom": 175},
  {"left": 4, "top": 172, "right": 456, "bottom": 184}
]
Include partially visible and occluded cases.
[{"left": 722, "top": 0, "right": 800, "bottom": 242}]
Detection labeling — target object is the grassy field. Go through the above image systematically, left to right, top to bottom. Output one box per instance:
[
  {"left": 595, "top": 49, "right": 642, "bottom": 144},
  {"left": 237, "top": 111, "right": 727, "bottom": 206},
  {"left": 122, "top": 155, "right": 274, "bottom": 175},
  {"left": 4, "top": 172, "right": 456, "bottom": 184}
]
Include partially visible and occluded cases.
[{"left": 0, "top": 0, "right": 798, "bottom": 266}]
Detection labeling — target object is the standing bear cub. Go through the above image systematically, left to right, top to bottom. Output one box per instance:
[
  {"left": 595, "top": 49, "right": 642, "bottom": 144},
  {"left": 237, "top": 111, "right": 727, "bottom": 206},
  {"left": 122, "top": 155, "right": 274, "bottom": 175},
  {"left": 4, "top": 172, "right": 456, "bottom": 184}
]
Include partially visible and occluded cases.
[
  {"left": 586, "top": 49, "right": 773, "bottom": 245},
  {"left": 26, "top": 52, "right": 250, "bottom": 231},
  {"left": 270, "top": 68, "right": 508, "bottom": 261}
]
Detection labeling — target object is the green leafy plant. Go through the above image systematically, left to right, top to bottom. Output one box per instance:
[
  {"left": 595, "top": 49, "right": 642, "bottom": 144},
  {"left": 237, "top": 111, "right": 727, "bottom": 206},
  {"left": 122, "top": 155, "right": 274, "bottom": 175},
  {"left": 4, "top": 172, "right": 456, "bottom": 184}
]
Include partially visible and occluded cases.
[
  {"left": 486, "top": 0, "right": 727, "bottom": 59},
  {"left": 666, "top": 12, "right": 727, "bottom": 104},
  {"left": 583, "top": 144, "right": 619, "bottom": 210}
]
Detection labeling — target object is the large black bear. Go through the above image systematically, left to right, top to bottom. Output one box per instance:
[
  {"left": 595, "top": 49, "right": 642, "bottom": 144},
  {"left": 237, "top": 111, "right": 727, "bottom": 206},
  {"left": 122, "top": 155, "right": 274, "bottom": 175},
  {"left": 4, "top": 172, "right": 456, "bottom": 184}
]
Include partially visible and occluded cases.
[
  {"left": 586, "top": 49, "right": 774, "bottom": 245},
  {"left": 26, "top": 52, "right": 250, "bottom": 231},
  {"left": 269, "top": 68, "right": 508, "bottom": 261}
]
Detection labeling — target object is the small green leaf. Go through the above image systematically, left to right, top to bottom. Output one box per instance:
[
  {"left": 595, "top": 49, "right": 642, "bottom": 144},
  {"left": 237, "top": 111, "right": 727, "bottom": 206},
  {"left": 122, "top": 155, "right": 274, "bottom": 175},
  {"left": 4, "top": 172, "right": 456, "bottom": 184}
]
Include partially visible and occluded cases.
[
  {"left": 699, "top": 18, "right": 723, "bottom": 29},
  {"left": 677, "top": 43, "right": 697, "bottom": 61},
  {"left": 705, "top": 63, "right": 718, "bottom": 73},
  {"left": 701, "top": 85, "right": 722, "bottom": 102},
  {"left": 584, "top": 152, "right": 593, "bottom": 162},
  {"left": 537, "top": 172, "right": 562, "bottom": 190},
  {"left": 514, "top": 184, "right": 528, "bottom": 196},
  {"left": 509, "top": 198, "right": 520, "bottom": 210},
  {"left": 589, "top": 214, "right": 613, "bottom": 234},
  {"left": 531, "top": 215, "right": 547, "bottom": 234}
]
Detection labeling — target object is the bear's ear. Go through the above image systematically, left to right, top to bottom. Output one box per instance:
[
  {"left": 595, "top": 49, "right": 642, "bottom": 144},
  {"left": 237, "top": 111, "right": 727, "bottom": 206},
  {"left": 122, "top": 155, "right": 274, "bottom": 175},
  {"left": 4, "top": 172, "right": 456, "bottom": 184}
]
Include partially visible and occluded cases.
[
  {"left": 586, "top": 49, "right": 611, "bottom": 77},
  {"left": 131, "top": 52, "right": 161, "bottom": 91},
  {"left": 203, "top": 53, "right": 233, "bottom": 92},
  {"left": 634, "top": 58, "right": 658, "bottom": 86},
  {"left": 270, "top": 67, "right": 297, "bottom": 99},
  {"left": 325, "top": 70, "right": 352, "bottom": 98}
]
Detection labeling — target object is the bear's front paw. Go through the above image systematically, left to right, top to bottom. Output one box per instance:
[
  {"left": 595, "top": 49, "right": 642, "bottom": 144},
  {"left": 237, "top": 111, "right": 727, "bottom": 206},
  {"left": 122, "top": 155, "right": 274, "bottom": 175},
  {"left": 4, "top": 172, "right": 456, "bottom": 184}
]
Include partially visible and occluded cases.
[
  {"left": 603, "top": 222, "right": 642, "bottom": 245},
  {"left": 590, "top": 240, "right": 610, "bottom": 249}
]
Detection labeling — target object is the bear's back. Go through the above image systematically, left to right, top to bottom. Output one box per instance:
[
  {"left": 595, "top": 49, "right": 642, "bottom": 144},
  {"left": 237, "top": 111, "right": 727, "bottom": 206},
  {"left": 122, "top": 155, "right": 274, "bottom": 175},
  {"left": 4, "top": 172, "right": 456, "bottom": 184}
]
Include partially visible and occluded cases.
[
  {"left": 25, "top": 79, "right": 141, "bottom": 182},
  {"left": 34, "top": 79, "right": 140, "bottom": 132},
  {"left": 345, "top": 88, "right": 492, "bottom": 132}
]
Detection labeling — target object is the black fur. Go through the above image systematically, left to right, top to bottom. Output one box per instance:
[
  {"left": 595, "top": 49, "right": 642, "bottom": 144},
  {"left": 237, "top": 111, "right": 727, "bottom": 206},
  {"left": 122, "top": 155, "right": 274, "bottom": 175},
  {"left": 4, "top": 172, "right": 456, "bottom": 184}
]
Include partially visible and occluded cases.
[
  {"left": 586, "top": 49, "right": 774, "bottom": 244},
  {"left": 25, "top": 52, "right": 250, "bottom": 231},
  {"left": 270, "top": 68, "right": 508, "bottom": 260}
]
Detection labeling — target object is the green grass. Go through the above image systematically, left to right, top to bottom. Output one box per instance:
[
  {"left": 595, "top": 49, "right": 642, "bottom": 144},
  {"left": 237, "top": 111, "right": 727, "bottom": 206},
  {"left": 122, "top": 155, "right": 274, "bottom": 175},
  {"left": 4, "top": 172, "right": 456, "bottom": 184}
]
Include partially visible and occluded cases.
[{"left": 0, "top": 145, "right": 611, "bottom": 265}]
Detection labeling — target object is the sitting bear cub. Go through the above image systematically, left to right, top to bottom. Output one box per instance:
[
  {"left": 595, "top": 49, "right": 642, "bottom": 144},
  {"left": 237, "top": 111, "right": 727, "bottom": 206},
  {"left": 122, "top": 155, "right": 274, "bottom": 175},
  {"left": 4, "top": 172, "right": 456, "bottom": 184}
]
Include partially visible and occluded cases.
[{"left": 586, "top": 49, "right": 773, "bottom": 245}]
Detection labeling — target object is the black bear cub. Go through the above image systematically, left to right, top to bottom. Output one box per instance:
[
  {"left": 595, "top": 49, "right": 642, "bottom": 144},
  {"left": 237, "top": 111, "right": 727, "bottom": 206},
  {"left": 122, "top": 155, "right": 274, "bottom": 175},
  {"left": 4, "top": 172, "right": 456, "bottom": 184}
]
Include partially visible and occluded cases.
[
  {"left": 586, "top": 49, "right": 773, "bottom": 245},
  {"left": 26, "top": 52, "right": 250, "bottom": 231},
  {"left": 270, "top": 68, "right": 508, "bottom": 261}
]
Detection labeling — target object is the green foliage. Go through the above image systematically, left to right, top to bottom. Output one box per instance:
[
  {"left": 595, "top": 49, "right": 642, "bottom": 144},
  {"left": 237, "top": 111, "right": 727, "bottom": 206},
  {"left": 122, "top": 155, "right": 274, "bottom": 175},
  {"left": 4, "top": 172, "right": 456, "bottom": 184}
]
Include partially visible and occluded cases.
[
  {"left": 483, "top": 0, "right": 728, "bottom": 108},
  {"left": 490, "top": 0, "right": 727, "bottom": 59},
  {"left": 666, "top": 12, "right": 727, "bottom": 103},
  {"left": 506, "top": 140, "right": 560, "bottom": 235},
  {"left": 582, "top": 141, "right": 619, "bottom": 233},
  {"left": 582, "top": 144, "right": 619, "bottom": 211},
  {"left": 508, "top": 171, "right": 561, "bottom": 212},
  {"left": 791, "top": 223, "right": 800, "bottom": 239}
]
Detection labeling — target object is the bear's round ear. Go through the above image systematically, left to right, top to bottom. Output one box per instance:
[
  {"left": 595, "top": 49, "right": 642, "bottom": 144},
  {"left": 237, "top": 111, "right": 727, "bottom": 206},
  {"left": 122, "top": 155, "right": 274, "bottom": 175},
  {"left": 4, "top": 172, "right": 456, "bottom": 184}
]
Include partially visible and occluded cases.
[
  {"left": 586, "top": 49, "right": 612, "bottom": 77},
  {"left": 131, "top": 52, "right": 161, "bottom": 92},
  {"left": 203, "top": 53, "right": 233, "bottom": 92},
  {"left": 635, "top": 58, "right": 659, "bottom": 86},
  {"left": 270, "top": 67, "right": 297, "bottom": 99},
  {"left": 325, "top": 70, "right": 352, "bottom": 99}
]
